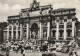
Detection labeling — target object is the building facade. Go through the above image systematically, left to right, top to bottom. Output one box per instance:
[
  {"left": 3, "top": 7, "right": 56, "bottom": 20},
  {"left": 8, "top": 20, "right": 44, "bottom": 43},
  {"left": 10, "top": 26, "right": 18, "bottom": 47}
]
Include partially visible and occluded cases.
[
  {"left": 3, "top": 0, "right": 77, "bottom": 44},
  {"left": 0, "top": 22, "right": 7, "bottom": 44}
]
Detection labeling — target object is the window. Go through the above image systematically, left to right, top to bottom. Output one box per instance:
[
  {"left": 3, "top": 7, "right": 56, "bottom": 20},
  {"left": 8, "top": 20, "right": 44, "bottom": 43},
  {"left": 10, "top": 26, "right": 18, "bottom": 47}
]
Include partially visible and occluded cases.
[
  {"left": 9, "top": 26, "right": 12, "bottom": 30},
  {"left": 67, "top": 29, "right": 72, "bottom": 37},
  {"left": 52, "top": 30, "right": 56, "bottom": 37},
  {"left": 59, "top": 30, "right": 64, "bottom": 37},
  {"left": 9, "top": 31, "right": 11, "bottom": 36},
  {"left": 13, "top": 31, "right": 16, "bottom": 40},
  {"left": 18, "top": 31, "right": 20, "bottom": 39}
]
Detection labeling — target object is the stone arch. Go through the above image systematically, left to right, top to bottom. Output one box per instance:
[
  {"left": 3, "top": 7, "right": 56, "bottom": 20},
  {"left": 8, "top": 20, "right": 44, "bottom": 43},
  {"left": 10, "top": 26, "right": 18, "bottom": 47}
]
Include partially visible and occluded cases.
[
  {"left": 30, "top": 22, "right": 39, "bottom": 28},
  {"left": 31, "top": 23, "right": 38, "bottom": 39},
  {"left": 31, "top": 23, "right": 38, "bottom": 29}
]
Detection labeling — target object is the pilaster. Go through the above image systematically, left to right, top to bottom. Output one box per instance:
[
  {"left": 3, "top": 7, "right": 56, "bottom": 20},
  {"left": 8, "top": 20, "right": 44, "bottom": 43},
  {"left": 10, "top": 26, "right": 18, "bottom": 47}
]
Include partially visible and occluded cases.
[
  {"left": 39, "top": 17, "right": 42, "bottom": 39},
  {"left": 56, "top": 17, "right": 59, "bottom": 40},
  {"left": 64, "top": 17, "right": 67, "bottom": 40},
  {"left": 72, "top": 18, "right": 75, "bottom": 39},
  {"left": 26, "top": 19, "right": 29, "bottom": 40},
  {"left": 47, "top": 19, "right": 50, "bottom": 40},
  {"left": 11, "top": 22, "right": 13, "bottom": 40},
  {"left": 16, "top": 24, "right": 18, "bottom": 40},
  {"left": 20, "top": 24, "right": 22, "bottom": 40},
  {"left": 7, "top": 25, "right": 9, "bottom": 41}
]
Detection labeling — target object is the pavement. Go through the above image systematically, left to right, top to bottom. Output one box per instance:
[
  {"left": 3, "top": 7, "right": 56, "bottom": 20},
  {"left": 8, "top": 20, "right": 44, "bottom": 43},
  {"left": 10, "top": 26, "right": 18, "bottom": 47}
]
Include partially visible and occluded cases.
[
  {"left": 0, "top": 45, "right": 80, "bottom": 56},
  {"left": 77, "top": 47, "right": 80, "bottom": 56},
  {"left": 8, "top": 50, "right": 69, "bottom": 56},
  {"left": 0, "top": 51, "right": 6, "bottom": 56},
  {"left": 9, "top": 51, "right": 42, "bottom": 56},
  {"left": 52, "top": 51, "right": 69, "bottom": 56}
]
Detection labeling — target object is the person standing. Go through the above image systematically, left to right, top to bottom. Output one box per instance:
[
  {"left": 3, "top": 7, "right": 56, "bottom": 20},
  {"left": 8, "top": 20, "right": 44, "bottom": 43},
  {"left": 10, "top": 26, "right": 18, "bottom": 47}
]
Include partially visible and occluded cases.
[
  {"left": 6, "top": 47, "right": 9, "bottom": 56},
  {"left": 21, "top": 48, "right": 24, "bottom": 54},
  {"left": 21, "top": 48, "right": 25, "bottom": 56},
  {"left": 23, "top": 48, "right": 25, "bottom": 56},
  {"left": 69, "top": 49, "right": 74, "bottom": 56},
  {"left": 73, "top": 52, "right": 78, "bottom": 56}
]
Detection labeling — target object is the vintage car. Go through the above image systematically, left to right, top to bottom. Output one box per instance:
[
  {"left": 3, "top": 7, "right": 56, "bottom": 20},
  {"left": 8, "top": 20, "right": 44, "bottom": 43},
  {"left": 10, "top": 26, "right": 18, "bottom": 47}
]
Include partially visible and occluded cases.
[
  {"left": 56, "top": 44, "right": 63, "bottom": 52},
  {"left": 48, "top": 45, "right": 56, "bottom": 52},
  {"left": 61, "top": 45, "right": 69, "bottom": 53},
  {"left": 56, "top": 47, "right": 62, "bottom": 52},
  {"left": 42, "top": 52, "right": 57, "bottom": 56}
]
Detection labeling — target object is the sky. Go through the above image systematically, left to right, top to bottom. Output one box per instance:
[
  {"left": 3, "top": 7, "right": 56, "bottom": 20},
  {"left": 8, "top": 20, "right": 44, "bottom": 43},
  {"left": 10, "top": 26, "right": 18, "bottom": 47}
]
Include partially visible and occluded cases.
[{"left": 0, "top": 0, "right": 80, "bottom": 22}]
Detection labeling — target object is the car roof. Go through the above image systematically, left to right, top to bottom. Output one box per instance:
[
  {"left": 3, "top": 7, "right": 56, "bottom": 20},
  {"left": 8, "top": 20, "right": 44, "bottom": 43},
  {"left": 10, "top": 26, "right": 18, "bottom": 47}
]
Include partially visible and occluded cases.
[{"left": 42, "top": 52, "right": 55, "bottom": 54}]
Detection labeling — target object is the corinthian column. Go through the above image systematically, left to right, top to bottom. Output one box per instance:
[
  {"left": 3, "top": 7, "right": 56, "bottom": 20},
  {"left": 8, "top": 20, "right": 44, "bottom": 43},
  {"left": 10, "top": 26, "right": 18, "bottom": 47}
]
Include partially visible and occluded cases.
[
  {"left": 64, "top": 16, "right": 67, "bottom": 40},
  {"left": 56, "top": 17, "right": 59, "bottom": 40},
  {"left": 72, "top": 18, "right": 75, "bottom": 39},
  {"left": 40, "top": 19, "right": 42, "bottom": 39},
  {"left": 47, "top": 20, "right": 50, "bottom": 39},
  {"left": 27, "top": 21, "right": 29, "bottom": 40},
  {"left": 11, "top": 22, "right": 13, "bottom": 40},
  {"left": 16, "top": 23, "right": 18, "bottom": 40},
  {"left": 20, "top": 24, "right": 22, "bottom": 40},
  {"left": 7, "top": 25, "right": 9, "bottom": 41}
]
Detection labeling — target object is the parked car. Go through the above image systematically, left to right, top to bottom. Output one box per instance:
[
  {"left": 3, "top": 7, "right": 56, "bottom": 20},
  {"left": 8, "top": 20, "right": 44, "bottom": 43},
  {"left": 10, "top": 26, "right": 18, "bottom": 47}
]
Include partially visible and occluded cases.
[
  {"left": 11, "top": 43, "right": 19, "bottom": 51},
  {"left": 56, "top": 43, "right": 63, "bottom": 52},
  {"left": 48, "top": 45, "right": 56, "bottom": 52},
  {"left": 56, "top": 45, "right": 63, "bottom": 52},
  {"left": 62, "top": 45, "right": 69, "bottom": 53},
  {"left": 56, "top": 47, "right": 62, "bottom": 52},
  {"left": 42, "top": 52, "right": 57, "bottom": 56}
]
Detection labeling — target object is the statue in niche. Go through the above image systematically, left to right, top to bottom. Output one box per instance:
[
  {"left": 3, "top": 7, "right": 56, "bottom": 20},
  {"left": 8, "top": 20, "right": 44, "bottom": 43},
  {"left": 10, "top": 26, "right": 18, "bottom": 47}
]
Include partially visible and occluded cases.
[
  {"left": 43, "top": 23, "right": 47, "bottom": 27},
  {"left": 23, "top": 31, "right": 26, "bottom": 40},
  {"left": 32, "top": 31, "right": 36, "bottom": 39},
  {"left": 43, "top": 31, "right": 47, "bottom": 37}
]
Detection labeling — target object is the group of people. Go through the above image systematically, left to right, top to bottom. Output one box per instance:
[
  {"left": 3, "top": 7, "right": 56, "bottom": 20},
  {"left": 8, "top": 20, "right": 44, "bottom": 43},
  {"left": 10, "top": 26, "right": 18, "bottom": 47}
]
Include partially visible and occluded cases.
[
  {"left": 1, "top": 39, "right": 79, "bottom": 56},
  {"left": 69, "top": 41, "right": 78, "bottom": 56},
  {"left": 69, "top": 49, "right": 78, "bottom": 56}
]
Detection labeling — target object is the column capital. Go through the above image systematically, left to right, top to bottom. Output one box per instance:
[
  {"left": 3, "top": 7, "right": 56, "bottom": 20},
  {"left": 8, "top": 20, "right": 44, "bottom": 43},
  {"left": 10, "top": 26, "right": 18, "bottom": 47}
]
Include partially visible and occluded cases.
[
  {"left": 47, "top": 16, "right": 51, "bottom": 22},
  {"left": 64, "top": 16, "right": 67, "bottom": 19},
  {"left": 64, "top": 16, "right": 67, "bottom": 22},
  {"left": 72, "top": 16, "right": 76, "bottom": 21},
  {"left": 39, "top": 17, "right": 43, "bottom": 23},
  {"left": 56, "top": 17, "right": 59, "bottom": 22},
  {"left": 26, "top": 18, "right": 30, "bottom": 23},
  {"left": 72, "top": 18, "right": 76, "bottom": 21},
  {"left": 47, "top": 19, "right": 50, "bottom": 22},
  {"left": 64, "top": 19, "right": 67, "bottom": 22},
  {"left": 56, "top": 20, "right": 59, "bottom": 22},
  {"left": 11, "top": 21, "right": 14, "bottom": 25},
  {"left": 26, "top": 21, "right": 29, "bottom": 23}
]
